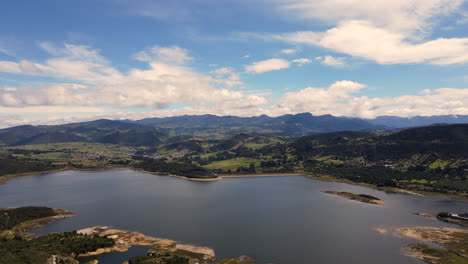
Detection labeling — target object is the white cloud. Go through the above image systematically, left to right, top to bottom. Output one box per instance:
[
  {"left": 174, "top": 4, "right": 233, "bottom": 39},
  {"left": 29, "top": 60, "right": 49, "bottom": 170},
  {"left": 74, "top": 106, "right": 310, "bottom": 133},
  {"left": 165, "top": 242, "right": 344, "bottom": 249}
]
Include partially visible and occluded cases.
[
  {"left": 275, "top": 0, "right": 464, "bottom": 35},
  {"left": 240, "top": 1, "right": 468, "bottom": 65},
  {"left": 254, "top": 20, "right": 468, "bottom": 65},
  {"left": 2, "top": 40, "right": 468, "bottom": 127},
  {"left": 1, "top": 43, "right": 124, "bottom": 84},
  {"left": 39, "top": 43, "right": 108, "bottom": 64},
  {"left": 0, "top": 44, "right": 260, "bottom": 116},
  {"left": 134, "top": 46, "right": 193, "bottom": 64},
  {"left": 280, "top": 48, "right": 296, "bottom": 54},
  {"left": 317, "top": 55, "right": 346, "bottom": 67},
  {"left": 245, "top": 58, "right": 290, "bottom": 74},
  {"left": 292, "top": 58, "right": 311, "bottom": 66},
  {"left": 19, "top": 60, "right": 43, "bottom": 73},
  {"left": 0, "top": 61, "right": 22, "bottom": 74},
  {"left": 0, "top": 63, "right": 247, "bottom": 108},
  {"left": 210, "top": 67, "right": 243, "bottom": 87},
  {"left": 211, "top": 67, "right": 233, "bottom": 75},
  {"left": 1, "top": 80, "right": 467, "bottom": 127},
  {"left": 271, "top": 81, "right": 468, "bottom": 118},
  {"left": 0, "top": 87, "right": 16, "bottom": 92},
  {"left": 0, "top": 116, "right": 30, "bottom": 129}
]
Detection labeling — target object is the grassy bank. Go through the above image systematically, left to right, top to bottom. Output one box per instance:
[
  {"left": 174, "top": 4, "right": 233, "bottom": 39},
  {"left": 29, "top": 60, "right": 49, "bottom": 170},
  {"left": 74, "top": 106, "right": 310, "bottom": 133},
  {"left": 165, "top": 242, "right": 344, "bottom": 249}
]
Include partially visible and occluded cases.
[
  {"left": 2, "top": 167, "right": 467, "bottom": 201},
  {"left": 306, "top": 174, "right": 468, "bottom": 201}
]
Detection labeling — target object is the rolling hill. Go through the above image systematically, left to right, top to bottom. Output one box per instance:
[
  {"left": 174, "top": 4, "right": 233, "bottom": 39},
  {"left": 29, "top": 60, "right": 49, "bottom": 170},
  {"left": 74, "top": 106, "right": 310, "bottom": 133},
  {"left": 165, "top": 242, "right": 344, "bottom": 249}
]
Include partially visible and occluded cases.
[{"left": 1, "top": 113, "right": 468, "bottom": 147}]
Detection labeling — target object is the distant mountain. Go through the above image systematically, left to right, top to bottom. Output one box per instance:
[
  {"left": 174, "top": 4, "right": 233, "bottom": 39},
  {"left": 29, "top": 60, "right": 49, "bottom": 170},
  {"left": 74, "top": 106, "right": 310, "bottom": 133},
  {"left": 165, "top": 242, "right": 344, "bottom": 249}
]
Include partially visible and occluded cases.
[
  {"left": 2, "top": 113, "right": 468, "bottom": 147},
  {"left": 130, "top": 113, "right": 386, "bottom": 137},
  {"left": 367, "top": 115, "right": 468, "bottom": 128},
  {"left": 0, "top": 119, "right": 166, "bottom": 147},
  {"left": 384, "top": 123, "right": 468, "bottom": 142}
]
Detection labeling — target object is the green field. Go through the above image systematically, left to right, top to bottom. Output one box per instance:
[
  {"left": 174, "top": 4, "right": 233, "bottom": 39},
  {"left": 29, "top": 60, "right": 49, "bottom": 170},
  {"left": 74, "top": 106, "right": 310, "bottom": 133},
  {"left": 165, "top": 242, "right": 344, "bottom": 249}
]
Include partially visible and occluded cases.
[{"left": 203, "top": 157, "right": 259, "bottom": 171}]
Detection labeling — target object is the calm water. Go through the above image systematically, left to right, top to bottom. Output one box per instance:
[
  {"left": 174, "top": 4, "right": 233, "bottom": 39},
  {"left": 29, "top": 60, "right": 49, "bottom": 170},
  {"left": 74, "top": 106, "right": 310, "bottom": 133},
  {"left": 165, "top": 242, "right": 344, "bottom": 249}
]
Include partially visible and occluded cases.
[{"left": 0, "top": 170, "right": 466, "bottom": 264}]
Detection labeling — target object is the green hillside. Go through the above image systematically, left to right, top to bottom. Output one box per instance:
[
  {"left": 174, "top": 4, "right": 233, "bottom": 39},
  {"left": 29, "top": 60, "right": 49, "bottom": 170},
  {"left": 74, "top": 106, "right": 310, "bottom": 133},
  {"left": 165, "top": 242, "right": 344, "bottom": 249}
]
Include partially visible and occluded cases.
[{"left": 1, "top": 124, "right": 467, "bottom": 198}]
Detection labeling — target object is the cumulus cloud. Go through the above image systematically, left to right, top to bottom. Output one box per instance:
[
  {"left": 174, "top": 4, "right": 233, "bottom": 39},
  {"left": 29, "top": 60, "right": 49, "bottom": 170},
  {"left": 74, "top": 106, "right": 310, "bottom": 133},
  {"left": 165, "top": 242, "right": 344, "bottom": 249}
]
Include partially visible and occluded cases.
[
  {"left": 245, "top": 1, "right": 468, "bottom": 65},
  {"left": 252, "top": 20, "right": 468, "bottom": 65},
  {"left": 1, "top": 41, "right": 467, "bottom": 127},
  {"left": 0, "top": 43, "right": 264, "bottom": 119},
  {"left": 1, "top": 43, "right": 124, "bottom": 84},
  {"left": 316, "top": 55, "right": 346, "bottom": 67},
  {"left": 244, "top": 57, "right": 311, "bottom": 73},
  {"left": 245, "top": 58, "right": 290, "bottom": 74},
  {"left": 292, "top": 58, "right": 311, "bottom": 66},
  {"left": 0, "top": 61, "right": 22, "bottom": 74},
  {"left": 0, "top": 63, "right": 248, "bottom": 108},
  {"left": 210, "top": 67, "right": 243, "bottom": 87},
  {"left": 211, "top": 67, "right": 232, "bottom": 75},
  {"left": 1, "top": 79, "right": 467, "bottom": 127},
  {"left": 271, "top": 81, "right": 468, "bottom": 118}
]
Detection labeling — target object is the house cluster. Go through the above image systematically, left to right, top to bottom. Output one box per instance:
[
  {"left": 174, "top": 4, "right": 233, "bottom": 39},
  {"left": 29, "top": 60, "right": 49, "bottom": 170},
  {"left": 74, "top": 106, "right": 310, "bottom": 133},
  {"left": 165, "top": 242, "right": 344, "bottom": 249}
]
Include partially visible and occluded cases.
[
  {"left": 74, "top": 152, "right": 132, "bottom": 160},
  {"left": 375, "top": 159, "right": 396, "bottom": 168}
]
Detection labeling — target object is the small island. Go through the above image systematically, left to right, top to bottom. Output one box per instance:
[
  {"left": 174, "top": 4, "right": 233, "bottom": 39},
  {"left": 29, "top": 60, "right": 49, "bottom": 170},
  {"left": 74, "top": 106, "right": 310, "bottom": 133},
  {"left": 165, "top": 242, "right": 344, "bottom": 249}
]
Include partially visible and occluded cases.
[{"left": 323, "top": 191, "right": 384, "bottom": 205}]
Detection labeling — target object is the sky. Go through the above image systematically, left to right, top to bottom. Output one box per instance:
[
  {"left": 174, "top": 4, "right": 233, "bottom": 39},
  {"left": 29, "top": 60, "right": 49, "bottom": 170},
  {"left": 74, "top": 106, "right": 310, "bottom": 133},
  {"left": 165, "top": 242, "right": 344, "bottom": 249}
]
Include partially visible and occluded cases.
[{"left": 1, "top": 0, "right": 468, "bottom": 128}]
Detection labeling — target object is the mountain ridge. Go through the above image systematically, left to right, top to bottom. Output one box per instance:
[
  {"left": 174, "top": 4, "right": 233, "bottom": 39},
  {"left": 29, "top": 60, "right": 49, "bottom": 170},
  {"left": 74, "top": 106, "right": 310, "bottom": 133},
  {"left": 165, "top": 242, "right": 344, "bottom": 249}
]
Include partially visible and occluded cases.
[{"left": 1, "top": 113, "right": 467, "bottom": 147}]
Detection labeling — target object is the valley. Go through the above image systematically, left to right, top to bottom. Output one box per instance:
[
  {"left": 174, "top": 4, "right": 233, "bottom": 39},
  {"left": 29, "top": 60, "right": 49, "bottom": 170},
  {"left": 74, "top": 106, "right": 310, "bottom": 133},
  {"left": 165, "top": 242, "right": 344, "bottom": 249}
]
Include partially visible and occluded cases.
[{"left": 1, "top": 119, "right": 466, "bottom": 199}]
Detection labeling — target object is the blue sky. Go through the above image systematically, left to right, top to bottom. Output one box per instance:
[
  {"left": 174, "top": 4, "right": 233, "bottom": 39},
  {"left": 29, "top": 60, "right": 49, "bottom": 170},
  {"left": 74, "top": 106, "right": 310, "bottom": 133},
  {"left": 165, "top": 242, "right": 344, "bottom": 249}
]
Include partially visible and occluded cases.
[{"left": 1, "top": 0, "right": 468, "bottom": 127}]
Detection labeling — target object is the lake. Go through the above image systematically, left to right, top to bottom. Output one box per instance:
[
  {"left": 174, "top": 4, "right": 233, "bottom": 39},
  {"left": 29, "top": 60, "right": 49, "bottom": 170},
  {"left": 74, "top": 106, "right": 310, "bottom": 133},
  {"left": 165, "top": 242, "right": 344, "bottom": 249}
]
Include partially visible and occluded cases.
[{"left": 0, "top": 170, "right": 466, "bottom": 264}]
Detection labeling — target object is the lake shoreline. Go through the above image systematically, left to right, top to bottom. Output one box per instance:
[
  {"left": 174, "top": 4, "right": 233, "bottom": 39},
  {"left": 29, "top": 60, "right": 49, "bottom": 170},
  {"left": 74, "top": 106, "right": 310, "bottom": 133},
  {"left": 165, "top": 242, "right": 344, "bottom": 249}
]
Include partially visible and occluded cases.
[
  {"left": 0, "top": 167, "right": 303, "bottom": 184},
  {"left": 1, "top": 167, "right": 466, "bottom": 200},
  {"left": 2, "top": 171, "right": 467, "bottom": 264},
  {"left": 219, "top": 172, "right": 303, "bottom": 178},
  {"left": 306, "top": 174, "right": 467, "bottom": 201},
  {"left": 0, "top": 206, "right": 216, "bottom": 263},
  {"left": 0, "top": 207, "right": 76, "bottom": 233},
  {"left": 77, "top": 225, "right": 216, "bottom": 262},
  {"left": 376, "top": 226, "right": 468, "bottom": 263}
]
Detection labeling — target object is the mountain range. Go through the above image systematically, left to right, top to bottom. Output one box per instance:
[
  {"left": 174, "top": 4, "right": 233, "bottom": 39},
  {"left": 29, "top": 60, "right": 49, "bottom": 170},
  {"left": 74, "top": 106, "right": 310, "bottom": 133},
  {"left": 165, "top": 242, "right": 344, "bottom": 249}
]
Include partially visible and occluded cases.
[
  {"left": 1, "top": 113, "right": 467, "bottom": 147},
  {"left": 366, "top": 115, "right": 468, "bottom": 128}
]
